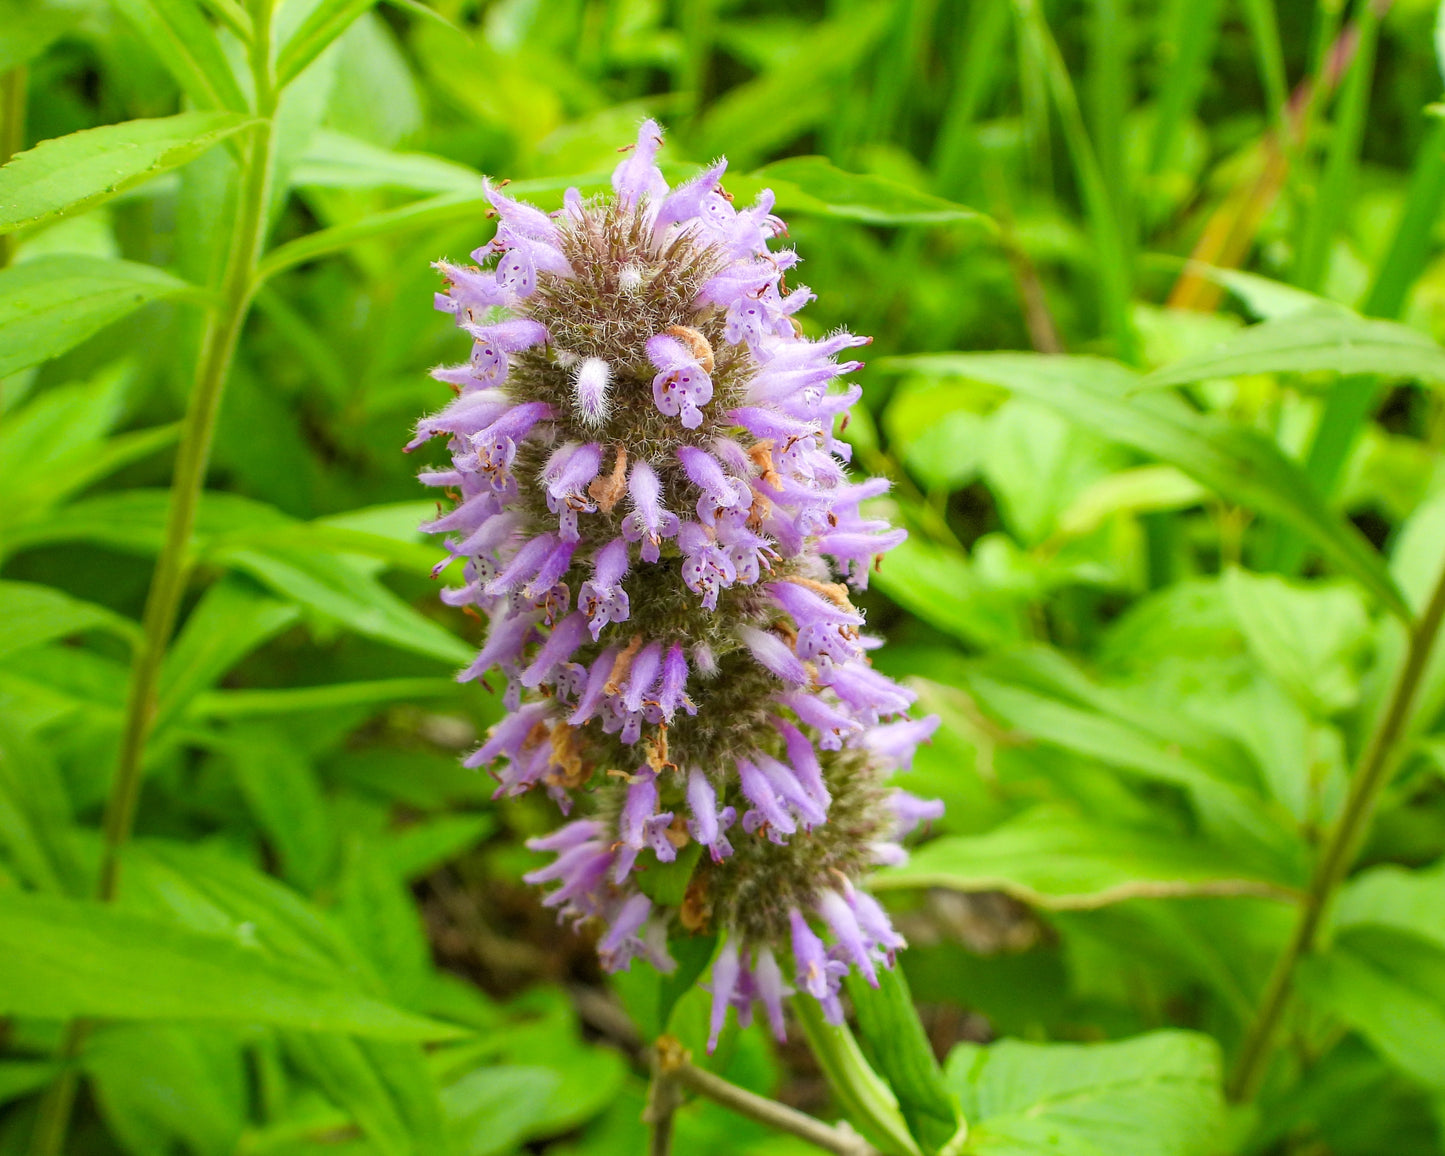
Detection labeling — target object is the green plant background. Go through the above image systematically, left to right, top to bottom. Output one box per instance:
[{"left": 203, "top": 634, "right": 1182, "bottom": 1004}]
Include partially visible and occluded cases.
[{"left": 3, "top": 0, "right": 1445, "bottom": 1152}]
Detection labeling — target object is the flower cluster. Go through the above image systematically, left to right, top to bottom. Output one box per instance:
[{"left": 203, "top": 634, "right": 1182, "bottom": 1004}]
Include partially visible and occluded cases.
[{"left": 414, "top": 121, "right": 941, "bottom": 1050}]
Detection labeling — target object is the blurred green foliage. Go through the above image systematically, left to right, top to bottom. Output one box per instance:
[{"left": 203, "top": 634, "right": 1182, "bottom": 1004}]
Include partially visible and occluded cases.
[{"left": 3, "top": 0, "right": 1445, "bottom": 1153}]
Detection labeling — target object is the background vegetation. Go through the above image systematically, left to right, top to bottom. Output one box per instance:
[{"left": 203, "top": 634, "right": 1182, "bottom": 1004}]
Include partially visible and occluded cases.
[{"left": 3, "top": 0, "right": 1445, "bottom": 1152}]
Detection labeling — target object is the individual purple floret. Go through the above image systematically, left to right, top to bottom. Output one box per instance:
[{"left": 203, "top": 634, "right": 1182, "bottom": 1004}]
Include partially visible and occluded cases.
[{"left": 415, "top": 119, "right": 942, "bottom": 1051}]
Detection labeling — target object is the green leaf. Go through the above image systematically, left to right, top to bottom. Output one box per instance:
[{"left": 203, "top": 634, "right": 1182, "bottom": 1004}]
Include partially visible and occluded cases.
[
  {"left": 0, "top": 0, "right": 84, "bottom": 73},
  {"left": 111, "top": 0, "right": 248, "bottom": 112},
  {"left": 276, "top": 0, "right": 380, "bottom": 89},
  {"left": 0, "top": 112, "right": 256, "bottom": 232},
  {"left": 292, "top": 128, "right": 485, "bottom": 193},
  {"left": 736, "top": 156, "right": 990, "bottom": 227},
  {"left": 0, "top": 256, "right": 203, "bottom": 378},
  {"left": 1139, "top": 310, "right": 1445, "bottom": 390},
  {"left": 883, "top": 353, "right": 1409, "bottom": 618},
  {"left": 0, "top": 365, "right": 180, "bottom": 538},
  {"left": 1056, "top": 465, "right": 1206, "bottom": 537},
  {"left": 6, "top": 487, "right": 289, "bottom": 557},
  {"left": 871, "top": 536, "right": 1025, "bottom": 650},
  {"left": 210, "top": 544, "right": 471, "bottom": 665},
  {"left": 1221, "top": 568, "right": 1370, "bottom": 715},
  {"left": 154, "top": 577, "right": 301, "bottom": 738},
  {"left": 0, "top": 580, "right": 140, "bottom": 660},
  {"left": 963, "top": 673, "right": 1295, "bottom": 863},
  {"left": 192, "top": 677, "right": 459, "bottom": 720},
  {"left": 0, "top": 717, "right": 73, "bottom": 892},
  {"left": 220, "top": 725, "right": 334, "bottom": 891},
  {"left": 874, "top": 806, "right": 1299, "bottom": 909},
  {"left": 381, "top": 813, "right": 494, "bottom": 882},
  {"left": 124, "top": 839, "right": 373, "bottom": 982},
  {"left": 1334, "top": 861, "right": 1445, "bottom": 952},
  {"left": 0, "top": 888, "right": 462, "bottom": 1038},
  {"left": 1298, "top": 930, "right": 1445, "bottom": 1088},
  {"left": 656, "top": 934, "right": 717, "bottom": 1036},
  {"left": 847, "top": 965, "right": 965, "bottom": 1153},
  {"left": 793, "top": 995, "right": 923, "bottom": 1156},
  {"left": 85, "top": 1023, "right": 248, "bottom": 1156},
  {"left": 945, "top": 1030, "right": 1225, "bottom": 1155},
  {"left": 286, "top": 1034, "right": 446, "bottom": 1156},
  {"left": 0, "top": 1060, "right": 61, "bottom": 1106},
  {"left": 443, "top": 1066, "right": 561, "bottom": 1156}
]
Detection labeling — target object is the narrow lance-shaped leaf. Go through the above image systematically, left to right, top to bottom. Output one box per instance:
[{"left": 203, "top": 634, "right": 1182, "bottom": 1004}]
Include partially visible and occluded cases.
[
  {"left": 110, "top": 0, "right": 249, "bottom": 113},
  {"left": 276, "top": 0, "right": 380, "bottom": 88},
  {"left": 0, "top": 112, "right": 256, "bottom": 233},
  {"left": 730, "top": 156, "right": 992, "bottom": 228},
  {"left": 0, "top": 256, "right": 206, "bottom": 379},
  {"left": 1138, "top": 310, "right": 1445, "bottom": 390},
  {"left": 883, "top": 353, "right": 1410, "bottom": 618},
  {"left": 0, "top": 581, "right": 141, "bottom": 661},
  {"left": 873, "top": 806, "right": 1300, "bottom": 909},
  {"left": 0, "top": 888, "right": 464, "bottom": 1039}
]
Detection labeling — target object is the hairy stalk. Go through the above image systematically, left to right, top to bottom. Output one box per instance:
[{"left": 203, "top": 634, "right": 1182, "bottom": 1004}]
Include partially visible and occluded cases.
[
  {"left": 27, "top": 8, "right": 278, "bottom": 1153},
  {"left": 0, "top": 65, "right": 28, "bottom": 269},
  {"left": 1228, "top": 554, "right": 1445, "bottom": 1102},
  {"left": 654, "top": 1037, "right": 879, "bottom": 1156}
]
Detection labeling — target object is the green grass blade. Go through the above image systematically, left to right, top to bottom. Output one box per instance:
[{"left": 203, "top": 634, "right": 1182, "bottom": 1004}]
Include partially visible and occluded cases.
[{"left": 1294, "top": 0, "right": 1380, "bottom": 292}]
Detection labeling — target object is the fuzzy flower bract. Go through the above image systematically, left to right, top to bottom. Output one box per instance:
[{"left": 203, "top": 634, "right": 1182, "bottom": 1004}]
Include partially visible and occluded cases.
[{"left": 414, "top": 121, "right": 942, "bottom": 1049}]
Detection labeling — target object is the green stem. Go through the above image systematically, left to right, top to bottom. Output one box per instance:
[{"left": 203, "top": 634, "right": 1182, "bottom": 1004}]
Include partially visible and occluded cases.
[
  {"left": 98, "top": 0, "right": 277, "bottom": 906},
  {"left": 27, "top": 9, "right": 278, "bottom": 1153},
  {"left": 0, "top": 64, "right": 28, "bottom": 269},
  {"left": 1227, "top": 552, "right": 1445, "bottom": 1102},
  {"left": 664, "top": 1045, "right": 880, "bottom": 1156}
]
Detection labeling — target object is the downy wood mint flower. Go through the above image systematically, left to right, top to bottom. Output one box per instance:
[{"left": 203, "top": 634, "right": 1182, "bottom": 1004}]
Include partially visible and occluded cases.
[{"left": 413, "top": 121, "right": 942, "bottom": 1049}]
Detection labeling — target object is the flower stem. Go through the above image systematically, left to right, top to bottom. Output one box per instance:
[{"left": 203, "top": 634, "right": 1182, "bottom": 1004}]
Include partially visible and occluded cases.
[
  {"left": 27, "top": 9, "right": 278, "bottom": 1153},
  {"left": 1227, "top": 551, "right": 1445, "bottom": 1102},
  {"left": 655, "top": 1037, "right": 880, "bottom": 1156}
]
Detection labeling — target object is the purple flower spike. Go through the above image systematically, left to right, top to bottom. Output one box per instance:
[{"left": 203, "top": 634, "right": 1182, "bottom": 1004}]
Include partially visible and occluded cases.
[
  {"left": 418, "top": 119, "right": 945, "bottom": 1044},
  {"left": 613, "top": 119, "right": 669, "bottom": 208},
  {"left": 465, "top": 318, "right": 549, "bottom": 388},
  {"left": 647, "top": 332, "right": 714, "bottom": 429},
  {"left": 542, "top": 441, "right": 602, "bottom": 541},
  {"left": 678, "top": 444, "right": 750, "bottom": 523},
  {"left": 620, "top": 460, "right": 680, "bottom": 563},
  {"left": 679, "top": 522, "right": 736, "bottom": 610},
  {"left": 580, "top": 538, "right": 631, "bottom": 640},
  {"left": 739, "top": 625, "right": 808, "bottom": 685},
  {"left": 657, "top": 643, "right": 694, "bottom": 722},
  {"left": 569, "top": 646, "right": 617, "bottom": 725},
  {"left": 865, "top": 716, "right": 942, "bottom": 772},
  {"left": 738, "top": 757, "right": 797, "bottom": 840},
  {"left": 687, "top": 768, "right": 736, "bottom": 862},
  {"left": 613, "top": 769, "right": 676, "bottom": 882},
  {"left": 890, "top": 789, "right": 947, "bottom": 837},
  {"left": 850, "top": 888, "right": 906, "bottom": 966},
  {"left": 818, "top": 889, "right": 878, "bottom": 986},
  {"left": 598, "top": 892, "right": 654, "bottom": 972},
  {"left": 790, "top": 909, "right": 847, "bottom": 1023},
  {"left": 708, "top": 938, "right": 741, "bottom": 1053},
  {"left": 752, "top": 947, "right": 790, "bottom": 1042}
]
